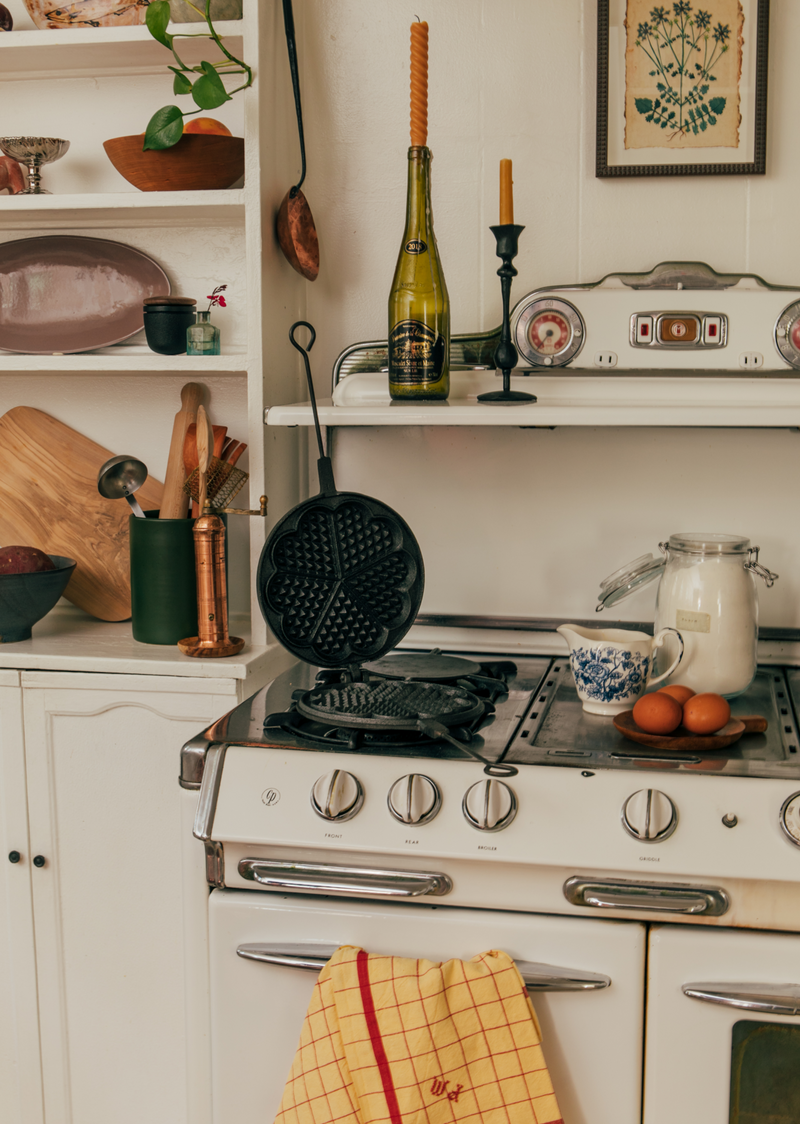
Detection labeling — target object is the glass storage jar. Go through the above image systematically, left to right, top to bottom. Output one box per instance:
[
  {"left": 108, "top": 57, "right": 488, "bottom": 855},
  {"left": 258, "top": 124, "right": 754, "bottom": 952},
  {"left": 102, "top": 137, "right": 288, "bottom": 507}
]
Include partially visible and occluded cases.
[{"left": 597, "top": 533, "right": 778, "bottom": 698}]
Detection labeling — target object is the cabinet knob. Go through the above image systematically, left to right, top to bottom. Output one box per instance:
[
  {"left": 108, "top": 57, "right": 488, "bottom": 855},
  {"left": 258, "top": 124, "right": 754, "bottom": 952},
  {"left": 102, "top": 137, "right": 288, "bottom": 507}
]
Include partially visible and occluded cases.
[
  {"left": 8, "top": 851, "right": 20, "bottom": 864},
  {"left": 33, "top": 855, "right": 46, "bottom": 868}
]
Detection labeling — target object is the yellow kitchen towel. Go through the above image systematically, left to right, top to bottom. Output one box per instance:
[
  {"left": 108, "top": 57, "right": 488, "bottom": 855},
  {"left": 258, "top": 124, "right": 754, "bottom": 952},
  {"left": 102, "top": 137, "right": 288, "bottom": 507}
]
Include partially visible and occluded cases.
[{"left": 274, "top": 945, "right": 563, "bottom": 1124}]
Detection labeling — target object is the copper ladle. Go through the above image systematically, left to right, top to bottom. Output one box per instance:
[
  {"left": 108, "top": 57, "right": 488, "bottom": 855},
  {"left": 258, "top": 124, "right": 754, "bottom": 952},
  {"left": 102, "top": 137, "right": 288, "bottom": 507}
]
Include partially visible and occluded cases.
[{"left": 276, "top": 0, "right": 319, "bottom": 282}]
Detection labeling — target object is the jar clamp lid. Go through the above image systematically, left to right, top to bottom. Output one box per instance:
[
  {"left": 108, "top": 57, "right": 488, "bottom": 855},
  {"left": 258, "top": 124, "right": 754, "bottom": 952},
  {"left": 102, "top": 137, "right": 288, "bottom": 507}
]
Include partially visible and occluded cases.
[{"left": 597, "top": 533, "right": 779, "bottom": 612}]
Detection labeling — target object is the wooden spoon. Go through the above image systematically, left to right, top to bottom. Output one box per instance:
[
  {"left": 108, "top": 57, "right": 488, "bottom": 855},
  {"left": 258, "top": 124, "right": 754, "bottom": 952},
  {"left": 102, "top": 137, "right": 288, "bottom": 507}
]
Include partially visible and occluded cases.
[
  {"left": 276, "top": 0, "right": 319, "bottom": 281},
  {"left": 160, "top": 382, "right": 202, "bottom": 520},
  {"left": 195, "top": 405, "right": 214, "bottom": 516}
]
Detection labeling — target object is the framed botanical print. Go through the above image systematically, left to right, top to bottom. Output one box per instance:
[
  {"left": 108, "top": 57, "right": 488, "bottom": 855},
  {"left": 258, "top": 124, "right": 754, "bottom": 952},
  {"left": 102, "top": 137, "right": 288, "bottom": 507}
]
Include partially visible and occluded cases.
[{"left": 596, "top": 0, "right": 769, "bottom": 176}]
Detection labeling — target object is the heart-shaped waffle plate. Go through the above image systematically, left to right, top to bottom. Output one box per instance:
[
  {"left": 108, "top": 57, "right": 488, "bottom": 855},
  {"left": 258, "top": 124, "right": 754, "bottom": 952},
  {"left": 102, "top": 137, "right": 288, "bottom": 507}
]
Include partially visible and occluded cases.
[{"left": 257, "top": 490, "right": 424, "bottom": 668}]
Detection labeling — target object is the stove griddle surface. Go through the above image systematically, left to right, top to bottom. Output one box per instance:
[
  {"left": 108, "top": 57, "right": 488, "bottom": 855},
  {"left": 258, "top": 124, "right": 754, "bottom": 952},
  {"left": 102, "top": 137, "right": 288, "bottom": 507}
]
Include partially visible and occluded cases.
[{"left": 505, "top": 661, "right": 800, "bottom": 779}]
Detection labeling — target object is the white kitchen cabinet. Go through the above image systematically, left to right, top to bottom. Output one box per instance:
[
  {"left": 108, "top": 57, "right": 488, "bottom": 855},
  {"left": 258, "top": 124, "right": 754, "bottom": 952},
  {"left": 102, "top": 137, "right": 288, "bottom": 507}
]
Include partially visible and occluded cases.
[{"left": 0, "top": 669, "right": 242, "bottom": 1124}]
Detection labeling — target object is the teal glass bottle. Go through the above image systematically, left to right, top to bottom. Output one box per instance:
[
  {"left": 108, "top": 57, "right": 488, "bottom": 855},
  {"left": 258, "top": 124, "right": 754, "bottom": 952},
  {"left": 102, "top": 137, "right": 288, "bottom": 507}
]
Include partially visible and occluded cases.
[{"left": 187, "top": 310, "right": 220, "bottom": 356}]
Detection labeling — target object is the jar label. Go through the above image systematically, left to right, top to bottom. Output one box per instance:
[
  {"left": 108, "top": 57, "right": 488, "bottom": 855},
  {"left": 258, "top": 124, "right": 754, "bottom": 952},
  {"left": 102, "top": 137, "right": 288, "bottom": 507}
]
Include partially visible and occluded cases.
[{"left": 676, "top": 609, "right": 711, "bottom": 633}]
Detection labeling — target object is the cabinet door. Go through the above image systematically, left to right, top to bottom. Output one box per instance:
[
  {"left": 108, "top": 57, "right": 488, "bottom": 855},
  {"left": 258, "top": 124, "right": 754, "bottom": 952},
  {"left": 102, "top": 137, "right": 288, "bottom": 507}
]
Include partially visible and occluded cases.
[
  {"left": 22, "top": 672, "right": 235, "bottom": 1124},
  {"left": 0, "top": 678, "right": 44, "bottom": 1124}
]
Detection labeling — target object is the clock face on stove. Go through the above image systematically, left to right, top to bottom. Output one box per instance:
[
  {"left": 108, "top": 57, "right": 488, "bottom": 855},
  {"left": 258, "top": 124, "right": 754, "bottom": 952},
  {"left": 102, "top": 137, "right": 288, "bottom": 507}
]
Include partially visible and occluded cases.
[
  {"left": 512, "top": 295, "right": 585, "bottom": 367},
  {"left": 774, "top": 300, "right": 800, "bottom": 369},
  {"left": 527, "top": 311, "right": 571, "bottom": 356}
]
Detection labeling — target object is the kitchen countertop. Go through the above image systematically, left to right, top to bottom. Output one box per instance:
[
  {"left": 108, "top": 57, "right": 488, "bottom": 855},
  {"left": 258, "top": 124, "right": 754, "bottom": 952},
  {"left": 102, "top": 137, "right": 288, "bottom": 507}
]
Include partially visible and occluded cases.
[{"left": 0, "top": 604, "right": 296, "bottom": 683}]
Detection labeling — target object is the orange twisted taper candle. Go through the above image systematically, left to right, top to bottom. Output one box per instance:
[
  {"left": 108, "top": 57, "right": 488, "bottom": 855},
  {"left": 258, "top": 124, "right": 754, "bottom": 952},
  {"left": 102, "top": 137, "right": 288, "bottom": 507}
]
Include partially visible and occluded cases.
[{"left": 410, "top": 20, "right": 428, "bottom": 147}]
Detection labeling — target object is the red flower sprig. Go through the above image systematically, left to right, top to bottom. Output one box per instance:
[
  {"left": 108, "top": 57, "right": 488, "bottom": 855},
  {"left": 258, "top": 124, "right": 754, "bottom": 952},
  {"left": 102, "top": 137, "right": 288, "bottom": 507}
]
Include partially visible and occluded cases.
[{"left": 206, "top": 284, "right": 227, "bottom": 310}]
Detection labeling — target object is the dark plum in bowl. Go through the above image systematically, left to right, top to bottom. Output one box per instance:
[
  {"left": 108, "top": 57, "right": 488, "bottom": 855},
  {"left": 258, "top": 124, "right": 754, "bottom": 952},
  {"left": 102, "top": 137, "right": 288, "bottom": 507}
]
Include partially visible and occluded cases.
[{"left": 0, "top": 556, "right": 76, "bottom": 642}]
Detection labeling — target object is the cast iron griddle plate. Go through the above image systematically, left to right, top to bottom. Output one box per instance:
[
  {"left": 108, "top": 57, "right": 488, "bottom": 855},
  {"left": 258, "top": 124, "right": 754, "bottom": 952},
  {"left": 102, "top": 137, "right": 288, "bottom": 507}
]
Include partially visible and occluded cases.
[
  {"left": 258, "top": 493, "right": 424, "bottom": 668},
  {"left": 362, "top": 652, "right": 482, "bottom": 680},
  {"left": 296, "top": 680, "right": 485, "bottom": 728}
]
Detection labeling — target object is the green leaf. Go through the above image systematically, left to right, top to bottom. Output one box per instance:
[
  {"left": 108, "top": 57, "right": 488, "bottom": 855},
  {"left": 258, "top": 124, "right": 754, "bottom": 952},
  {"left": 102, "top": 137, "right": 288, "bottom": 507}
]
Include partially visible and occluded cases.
[
  {"left": 146, "top": 0, "right": 173, "bottom": 48},
  {"left": 191, "top": 65, "right": 232, "bottom": 110},
  {"left": 170, "top": 66, "right": 193, "bottom": 95},
  {"left": 709, "top": 96, "right": 726, "bottom": 114},
  {"left": 635, "top": 97, "right": 654, "bottom": 115},
  {"left": 143, "top": 105, "right": 185, "bottom": 150}
]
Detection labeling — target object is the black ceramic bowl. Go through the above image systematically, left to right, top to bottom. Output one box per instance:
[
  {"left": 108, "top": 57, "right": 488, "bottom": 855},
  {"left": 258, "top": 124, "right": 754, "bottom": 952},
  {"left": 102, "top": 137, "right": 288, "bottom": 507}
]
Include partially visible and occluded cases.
[
  {"left": 143, "top": 296, "right": 196, "bottom": 355},
  {"left": 0, "top": 556, "right": 76, "bottom": 643}
]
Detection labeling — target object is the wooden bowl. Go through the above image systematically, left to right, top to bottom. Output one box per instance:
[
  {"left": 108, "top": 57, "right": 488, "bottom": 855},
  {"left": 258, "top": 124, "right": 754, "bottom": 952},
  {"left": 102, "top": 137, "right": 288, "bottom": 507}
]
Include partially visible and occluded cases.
[
  {"left": 103, "top": 134, "right": 244, "bottom": 193},
  {"left": 613, "top": 709, "right": 768, "bottom": 752}
]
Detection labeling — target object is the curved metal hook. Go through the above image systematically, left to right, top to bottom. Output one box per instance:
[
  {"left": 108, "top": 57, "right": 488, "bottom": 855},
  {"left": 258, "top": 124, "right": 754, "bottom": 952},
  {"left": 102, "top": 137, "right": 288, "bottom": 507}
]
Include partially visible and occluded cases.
[{"left": 289, "top": 321, "right": 324, "bottom": 459}]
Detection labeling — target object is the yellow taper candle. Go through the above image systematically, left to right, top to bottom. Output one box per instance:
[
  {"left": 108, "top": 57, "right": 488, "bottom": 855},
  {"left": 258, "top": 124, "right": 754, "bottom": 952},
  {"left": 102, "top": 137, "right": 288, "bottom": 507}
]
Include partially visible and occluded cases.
[{"left": 499, "top": 158, "right": 513, "bottom": 224}]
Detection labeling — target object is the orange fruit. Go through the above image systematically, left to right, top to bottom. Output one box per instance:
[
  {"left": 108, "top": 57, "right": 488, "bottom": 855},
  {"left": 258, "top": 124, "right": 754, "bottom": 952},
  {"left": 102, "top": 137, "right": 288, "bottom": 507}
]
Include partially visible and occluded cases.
[
  {"left": 183, "top": 117, "right": 232, "bottom": 136},
  {"left": 658, "top": 684, "right": 695, "bottom": 706},
  {"left": 632, "top": 691, "right": 683, "bottom": 735},
  {"left": 682, "top": 693, "right": 731, "bottom": 736}
]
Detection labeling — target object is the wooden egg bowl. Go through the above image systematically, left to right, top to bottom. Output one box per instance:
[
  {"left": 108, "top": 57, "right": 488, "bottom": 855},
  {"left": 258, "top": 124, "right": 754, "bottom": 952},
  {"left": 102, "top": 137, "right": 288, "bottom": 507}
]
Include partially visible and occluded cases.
[{"left": 103, "top": 134, "right": 244, "bottom": 192}]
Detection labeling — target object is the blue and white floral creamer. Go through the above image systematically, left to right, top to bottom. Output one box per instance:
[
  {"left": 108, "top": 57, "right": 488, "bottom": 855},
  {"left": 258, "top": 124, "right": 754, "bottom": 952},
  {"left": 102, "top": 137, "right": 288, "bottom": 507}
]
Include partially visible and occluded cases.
[{"left": 557, "top": 624, "right": 685, "bottom": 715}]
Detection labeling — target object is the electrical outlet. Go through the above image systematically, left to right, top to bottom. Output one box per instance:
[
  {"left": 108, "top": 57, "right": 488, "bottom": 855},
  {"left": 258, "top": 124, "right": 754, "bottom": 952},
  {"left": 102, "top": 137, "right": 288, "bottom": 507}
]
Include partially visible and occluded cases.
[
  {"left": 594, "top": 352, "right": 618, "bottom": 368},
  {"left": 739, "top": 352, "right": 764, "bottom": 368}
]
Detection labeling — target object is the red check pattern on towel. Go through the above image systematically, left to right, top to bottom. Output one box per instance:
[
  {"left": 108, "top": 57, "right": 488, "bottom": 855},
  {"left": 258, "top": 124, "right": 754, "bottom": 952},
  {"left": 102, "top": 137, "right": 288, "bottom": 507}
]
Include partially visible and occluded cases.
[{"left": 274, "top": 945, "right": 563, "bottom": 1124}]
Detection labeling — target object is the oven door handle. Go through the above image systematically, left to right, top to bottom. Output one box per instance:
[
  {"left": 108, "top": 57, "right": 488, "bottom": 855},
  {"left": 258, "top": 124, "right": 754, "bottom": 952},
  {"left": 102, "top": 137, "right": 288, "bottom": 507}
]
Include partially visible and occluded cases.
[
  {"left": 238, "top": 858, "right": 453, "bottom": 898},
  {"left": 564, "top": 876, "right": 729, "bottom": 916},
  {"left": 235, "top": 943, "right": 611, "bottom": 991},
  {"left": 682, "top": 982, "right": 800, "bottom": 1016}
]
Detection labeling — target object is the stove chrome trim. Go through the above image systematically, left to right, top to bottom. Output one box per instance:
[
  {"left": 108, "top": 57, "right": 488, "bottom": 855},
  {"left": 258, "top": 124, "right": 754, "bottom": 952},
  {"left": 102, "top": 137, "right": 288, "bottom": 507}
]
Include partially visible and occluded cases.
[
  {"left": 180, "top": 735, "right": 212, "bottom": 790},
  {"left": 193, "top": 743, "right": 228, "bottom": 842},
  {"left": 204, "top": 840, "right": 225, "bottom": 888},
  {"left": 237, "top": 858, "right": 452, "bottom": 899},
  {"left": 564, "top": 876, "right": 729, "bottom": 916},
  {"left": 235, "top": 943, "right": 611, "bottom": 992},
  {"left": 682, "top": 982, "right": 800, "bottom": 1016}
]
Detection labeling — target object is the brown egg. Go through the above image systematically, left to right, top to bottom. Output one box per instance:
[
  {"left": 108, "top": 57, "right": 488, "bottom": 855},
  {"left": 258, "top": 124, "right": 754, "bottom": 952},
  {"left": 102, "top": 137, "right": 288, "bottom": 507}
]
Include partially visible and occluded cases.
[
  {"left": 658, "top": 684, "right": 695, "bottom": 706},
  {"left": 632, "top": 691, "right": 683, "bottom": 735},
  {"left": 682, "top": 693, "right": 731, "bottom": 736}
]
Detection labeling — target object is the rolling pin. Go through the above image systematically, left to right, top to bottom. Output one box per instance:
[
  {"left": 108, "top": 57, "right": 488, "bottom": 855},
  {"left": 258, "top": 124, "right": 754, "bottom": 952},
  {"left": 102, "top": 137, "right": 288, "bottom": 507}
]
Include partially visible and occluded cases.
[{"left": 159, "top": 382, "right": 203, "bottom": 519}]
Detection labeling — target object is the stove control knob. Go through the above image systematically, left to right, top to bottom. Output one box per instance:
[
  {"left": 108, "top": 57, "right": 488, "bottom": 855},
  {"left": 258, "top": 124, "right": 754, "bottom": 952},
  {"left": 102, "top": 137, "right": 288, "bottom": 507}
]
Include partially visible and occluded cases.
[
  {"left": 311, "top": 770, "right": 364, "bottom": 822},
  {"left": 388, "top": 774, "right": 441, "bottom": 825},
  {"left": 462, "top": 779, "right": 517, "bottom": 832},
  {"left": 622, "top": 789, "right": 677, "bottom": 842},
  {"left": 780, "top": 791, "right": 800, "bottom": 847}
]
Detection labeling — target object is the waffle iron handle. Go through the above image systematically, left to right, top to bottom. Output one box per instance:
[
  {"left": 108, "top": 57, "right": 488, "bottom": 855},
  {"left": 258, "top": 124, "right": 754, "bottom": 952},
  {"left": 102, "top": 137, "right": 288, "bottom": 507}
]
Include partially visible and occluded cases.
[
  {"left": 416, "top": 718, "right": 518, "bottom": 777},
  {"left": 235, "top": 943, "right": 611, "bottom": 991}
]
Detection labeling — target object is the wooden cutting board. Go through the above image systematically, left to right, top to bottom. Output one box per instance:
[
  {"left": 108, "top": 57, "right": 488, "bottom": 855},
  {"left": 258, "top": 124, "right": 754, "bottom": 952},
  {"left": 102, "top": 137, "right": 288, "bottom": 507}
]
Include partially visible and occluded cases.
[{"left": 0, "top": 406, "right": 163, "bottom": 621}]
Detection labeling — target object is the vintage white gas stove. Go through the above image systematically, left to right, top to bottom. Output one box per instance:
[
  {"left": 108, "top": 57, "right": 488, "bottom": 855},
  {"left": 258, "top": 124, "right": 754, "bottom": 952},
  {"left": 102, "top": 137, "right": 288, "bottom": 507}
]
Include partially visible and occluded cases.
[{"left": 181, "top": 641, "right": 800, "bottom": 1124}]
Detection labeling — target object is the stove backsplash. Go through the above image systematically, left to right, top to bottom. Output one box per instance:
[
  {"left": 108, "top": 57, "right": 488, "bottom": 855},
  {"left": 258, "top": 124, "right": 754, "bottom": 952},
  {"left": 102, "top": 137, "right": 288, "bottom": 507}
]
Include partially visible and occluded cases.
[{"left": 330, "top": 425, "right": 796, "bottom": 635}]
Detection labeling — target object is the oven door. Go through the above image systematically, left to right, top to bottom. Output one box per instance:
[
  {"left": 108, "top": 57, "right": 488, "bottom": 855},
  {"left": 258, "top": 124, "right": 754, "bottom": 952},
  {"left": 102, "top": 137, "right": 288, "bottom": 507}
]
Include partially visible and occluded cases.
[
  {"left": 209, "top": 889, "right": 646, "bottom": 1124},
  {"left": 644, "top": 923, "right": 800, "bottom": 1124}
]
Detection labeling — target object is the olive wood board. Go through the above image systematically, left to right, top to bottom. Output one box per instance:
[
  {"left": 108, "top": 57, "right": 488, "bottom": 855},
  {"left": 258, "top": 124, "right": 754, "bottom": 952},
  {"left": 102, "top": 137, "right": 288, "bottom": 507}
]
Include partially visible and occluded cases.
[
  {"left": 0, "top": 406, "right": 163, "bottom": 622},
  {"left": 613, "top": 710, "right": 768, "bottom": 751}
]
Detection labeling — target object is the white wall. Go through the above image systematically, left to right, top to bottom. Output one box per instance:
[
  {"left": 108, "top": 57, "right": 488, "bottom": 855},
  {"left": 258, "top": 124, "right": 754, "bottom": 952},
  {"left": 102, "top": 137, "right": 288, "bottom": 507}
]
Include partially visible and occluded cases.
[{"left": 287, "top": 0, "right": 800, "bottom": 631}]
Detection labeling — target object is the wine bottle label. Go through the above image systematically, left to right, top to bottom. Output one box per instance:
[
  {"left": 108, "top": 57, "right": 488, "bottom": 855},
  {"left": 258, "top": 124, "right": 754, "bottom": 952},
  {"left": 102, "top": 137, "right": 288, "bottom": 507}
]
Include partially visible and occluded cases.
[
  {"left": 405, "top": 239, "right": 427, "bottom": 254},
  {"left": 389, "top": 321, "right": 445, "bottom": 382}
]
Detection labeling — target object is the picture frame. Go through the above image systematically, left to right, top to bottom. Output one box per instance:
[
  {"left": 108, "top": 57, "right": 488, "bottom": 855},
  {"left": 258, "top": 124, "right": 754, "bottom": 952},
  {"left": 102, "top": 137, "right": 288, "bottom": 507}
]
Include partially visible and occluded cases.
[{"left": 596, "top": 0, "right": 769, "bottom": 177}]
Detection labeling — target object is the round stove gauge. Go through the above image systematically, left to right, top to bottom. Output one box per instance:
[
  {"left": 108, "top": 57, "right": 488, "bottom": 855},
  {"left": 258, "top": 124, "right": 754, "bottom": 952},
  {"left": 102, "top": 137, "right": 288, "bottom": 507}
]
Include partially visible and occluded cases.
[
  {"left": 512, "top": 296, "right": 585, "bottom": 367},
  {"left": 774, "top": 301, "right": 800, "bottom": 368}
]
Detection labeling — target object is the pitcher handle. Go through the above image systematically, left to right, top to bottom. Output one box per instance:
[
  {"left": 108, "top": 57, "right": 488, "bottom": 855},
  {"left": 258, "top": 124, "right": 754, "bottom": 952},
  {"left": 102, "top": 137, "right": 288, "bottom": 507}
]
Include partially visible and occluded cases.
[{"left": 647, "top": 627, "right": 684, "bottom": 686}]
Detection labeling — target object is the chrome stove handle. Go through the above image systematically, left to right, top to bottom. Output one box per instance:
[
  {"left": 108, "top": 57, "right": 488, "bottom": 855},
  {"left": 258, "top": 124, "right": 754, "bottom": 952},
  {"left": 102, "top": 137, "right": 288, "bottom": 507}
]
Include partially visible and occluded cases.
[
  {"left": 238, "top": 858, "right": 452, "bottom": 898},
  {"left": 564, "top": 876, "right": 729, "bottom": 916},
  {"left": 235, "top": 943, "right": 611, "bottom": 992},
  {"left": 683, "top": 982, "right": 800, "bottom": 1016}
]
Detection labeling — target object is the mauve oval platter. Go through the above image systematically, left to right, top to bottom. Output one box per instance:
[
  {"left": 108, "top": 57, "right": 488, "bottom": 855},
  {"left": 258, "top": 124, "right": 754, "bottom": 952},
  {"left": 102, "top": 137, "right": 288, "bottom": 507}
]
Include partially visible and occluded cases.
[{"left": 0, "top": 235, "right": 170, "bottom": 354}]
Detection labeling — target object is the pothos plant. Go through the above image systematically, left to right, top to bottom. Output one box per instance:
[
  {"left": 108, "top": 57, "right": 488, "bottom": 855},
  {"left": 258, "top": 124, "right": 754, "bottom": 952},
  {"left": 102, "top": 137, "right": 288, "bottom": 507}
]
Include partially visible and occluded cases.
[{"left": 143, "top": 0, "right": 253, "bottom": 150}]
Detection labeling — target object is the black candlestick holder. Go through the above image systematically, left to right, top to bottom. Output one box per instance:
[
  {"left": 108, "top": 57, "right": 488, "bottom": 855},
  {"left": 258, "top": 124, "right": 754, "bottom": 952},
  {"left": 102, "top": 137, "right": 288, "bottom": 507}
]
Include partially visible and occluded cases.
[{"left": 477, "top": 224, "right": 536, "bottom": 404}]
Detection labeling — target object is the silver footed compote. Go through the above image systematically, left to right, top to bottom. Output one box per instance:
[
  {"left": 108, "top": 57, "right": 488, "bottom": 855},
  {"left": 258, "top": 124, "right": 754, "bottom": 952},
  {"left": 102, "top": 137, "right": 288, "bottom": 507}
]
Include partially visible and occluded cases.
[{"left": 0, "top": 137, "right": 69, "bottom": 194}]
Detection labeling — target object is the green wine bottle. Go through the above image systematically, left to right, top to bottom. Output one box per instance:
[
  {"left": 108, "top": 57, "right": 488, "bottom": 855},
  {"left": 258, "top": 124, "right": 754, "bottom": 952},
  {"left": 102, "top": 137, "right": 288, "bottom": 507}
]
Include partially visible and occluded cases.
[{"left": 388, "top": 145, "right": 450, "bottom": 400}]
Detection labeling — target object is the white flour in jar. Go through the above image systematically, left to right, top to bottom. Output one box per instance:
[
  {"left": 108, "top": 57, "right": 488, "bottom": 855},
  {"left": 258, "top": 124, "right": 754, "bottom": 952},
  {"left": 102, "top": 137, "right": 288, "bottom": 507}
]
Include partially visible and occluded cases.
[{"left": 654, "top": 553, "right": 758, "bottom": 697}]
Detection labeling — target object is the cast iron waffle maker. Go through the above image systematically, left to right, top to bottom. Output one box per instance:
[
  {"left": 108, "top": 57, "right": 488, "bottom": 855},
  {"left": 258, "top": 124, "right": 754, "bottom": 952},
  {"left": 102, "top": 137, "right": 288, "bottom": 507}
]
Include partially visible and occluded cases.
[{"left": 255, "top": 323, "right": 516, "bottom": 776}]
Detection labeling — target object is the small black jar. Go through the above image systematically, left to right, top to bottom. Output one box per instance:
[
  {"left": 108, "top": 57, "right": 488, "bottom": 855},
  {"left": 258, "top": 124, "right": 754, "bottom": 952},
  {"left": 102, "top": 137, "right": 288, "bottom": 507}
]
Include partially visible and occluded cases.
[{"left": 143, "top": 296, "right": 197, "bottom": 355}]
